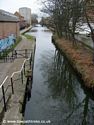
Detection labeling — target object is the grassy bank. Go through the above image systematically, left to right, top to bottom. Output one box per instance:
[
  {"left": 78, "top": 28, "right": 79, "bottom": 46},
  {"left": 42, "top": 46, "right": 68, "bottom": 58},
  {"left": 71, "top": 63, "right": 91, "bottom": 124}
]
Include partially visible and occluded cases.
[
  {"left": 23, "top": 34, "right": 34, "bottom": 41},
  {"left": 12, "top": 36, "right": 22, "bottom": 49},
  {"left": 53, "top": 37, "right": 94, "bottom": 88}
]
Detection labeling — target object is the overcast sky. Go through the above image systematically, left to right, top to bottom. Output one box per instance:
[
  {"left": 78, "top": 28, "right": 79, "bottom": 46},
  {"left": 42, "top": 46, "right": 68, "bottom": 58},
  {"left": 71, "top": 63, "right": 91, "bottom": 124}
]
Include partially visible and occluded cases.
[{"left": 0, "top": 0, "right": 44, "bottom": 17}]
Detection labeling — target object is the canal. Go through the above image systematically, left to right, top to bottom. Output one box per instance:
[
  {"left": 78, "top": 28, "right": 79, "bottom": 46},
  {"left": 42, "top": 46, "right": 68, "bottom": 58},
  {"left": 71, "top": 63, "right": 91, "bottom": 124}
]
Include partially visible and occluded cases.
[{"left": 24, "top": 25, "right": 94, "bottom": 125}]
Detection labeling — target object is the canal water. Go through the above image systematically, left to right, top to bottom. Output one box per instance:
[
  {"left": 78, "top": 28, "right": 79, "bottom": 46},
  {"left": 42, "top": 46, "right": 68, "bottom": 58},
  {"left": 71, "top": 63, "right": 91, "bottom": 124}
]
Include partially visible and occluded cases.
[{"left": 25, "top": 25, "right": 94, "bottom": 125}]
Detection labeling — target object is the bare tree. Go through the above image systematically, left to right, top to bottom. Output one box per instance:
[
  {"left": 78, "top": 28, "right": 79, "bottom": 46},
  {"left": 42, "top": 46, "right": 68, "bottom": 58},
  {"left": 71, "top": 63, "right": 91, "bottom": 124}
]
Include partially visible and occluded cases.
[
  {"left": 42, "top": 0, "right": 84, "bottom": 41},
  {"left": 84, "top": 0, "right": 94, "bottom": 44},
  {"left": 31, "top": 14, "right": 38, "bottom": 25}
]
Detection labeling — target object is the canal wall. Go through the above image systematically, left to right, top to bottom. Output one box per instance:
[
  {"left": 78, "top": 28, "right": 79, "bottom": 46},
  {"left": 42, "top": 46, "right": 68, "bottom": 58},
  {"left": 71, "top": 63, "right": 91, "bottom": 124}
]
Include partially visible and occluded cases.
[
  {"left": 20, "top": 26, "right": 32, "bottom": 35},
  {"left": 0, "top": 34, "right": 36, "bottom": 124},
  {"left": 52, "top": 37, "right": 94, "bottom": 89}
]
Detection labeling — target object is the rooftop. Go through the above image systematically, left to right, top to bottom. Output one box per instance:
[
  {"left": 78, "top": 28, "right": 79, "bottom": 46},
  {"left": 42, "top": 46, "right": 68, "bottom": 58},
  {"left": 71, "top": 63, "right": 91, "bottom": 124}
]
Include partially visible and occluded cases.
[
  {"left": 0, "top": 9, "right": 19, "bottom": 22},
  {"left": 14, "top": 11, "right": 24, "bottom": 18}
]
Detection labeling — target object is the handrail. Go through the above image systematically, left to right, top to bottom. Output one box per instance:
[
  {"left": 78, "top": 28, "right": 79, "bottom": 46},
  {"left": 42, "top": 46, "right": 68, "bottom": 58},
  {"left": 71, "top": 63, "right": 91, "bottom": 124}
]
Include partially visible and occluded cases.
[
  {"left": 0, "top": 50, "right": 32, "bottom": 112},
  {"left": 0, "top": 51, "right": 31, "bottom": 92},
  {"left": 11, "top": 51, "right": 32, "bottom": 78},
  {"left": 11, "top": 58, "right": 30, "bottom": 78},
  {"left": 0, "top": 76, "right": 9, "bottom": 89},
  {"left": 0, "top": 76, "right": 9, "bottom": 111}
]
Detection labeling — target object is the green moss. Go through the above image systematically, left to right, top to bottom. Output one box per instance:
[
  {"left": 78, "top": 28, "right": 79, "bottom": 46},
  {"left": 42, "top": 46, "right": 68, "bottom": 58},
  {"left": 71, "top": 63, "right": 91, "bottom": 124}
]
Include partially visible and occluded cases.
[{"left": 25, "top": 69, "right": 32, "bottom": 77}]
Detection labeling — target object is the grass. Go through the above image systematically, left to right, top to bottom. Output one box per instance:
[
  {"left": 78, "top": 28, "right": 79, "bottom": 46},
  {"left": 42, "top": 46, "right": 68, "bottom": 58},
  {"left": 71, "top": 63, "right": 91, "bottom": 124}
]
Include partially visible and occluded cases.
[
  {"left": 23, "top": 34, "right": 34, "bottom": 41},
  {"left": 0, "top": 36, "right": 22, "bottom": 59},
  {"left": 12, "top": 36, "right": 22, "bottom": 49},
  {"left": 54, "top": 38, "right": 94, "bottom": 88}
]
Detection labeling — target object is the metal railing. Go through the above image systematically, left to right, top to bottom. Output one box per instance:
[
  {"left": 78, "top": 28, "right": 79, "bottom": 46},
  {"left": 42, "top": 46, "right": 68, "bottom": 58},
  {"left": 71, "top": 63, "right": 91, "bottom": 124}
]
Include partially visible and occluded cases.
[
  {"left": 0, "top": 49, "right": 32, "bottom": 63},
  {"left": 0, "top": 51, "right": 32, "bottom": 112},
  {"left": 10, "top": 54, "right": 32, "bottom": 93},
  {"left": 0, "top": 76, "right": 9, "bottom": 111}
]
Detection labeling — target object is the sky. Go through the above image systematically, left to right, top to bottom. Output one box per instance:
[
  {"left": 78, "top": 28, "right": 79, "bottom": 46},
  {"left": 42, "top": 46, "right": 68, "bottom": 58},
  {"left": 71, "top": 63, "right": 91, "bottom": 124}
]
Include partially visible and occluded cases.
[{"left": 0, "top": 0, "right": 44, "bottom": 17}]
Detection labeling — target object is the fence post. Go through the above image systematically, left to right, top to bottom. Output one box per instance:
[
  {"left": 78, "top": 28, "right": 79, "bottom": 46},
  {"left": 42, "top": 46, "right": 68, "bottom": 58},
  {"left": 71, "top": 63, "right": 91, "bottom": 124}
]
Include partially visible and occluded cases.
[
  {"left": 25, "top": 49, "right": 27, "bottom": 58},
  {"left": 12, "top": 50, "right": 14, "bottom": 61},
  {"left": 12, "top": 50, "right": 13, "bottom": 57},
  {"left": 15, "top": 50, "right": 17, "bottom": 58},
  {"left": 29, "top": 52, "right": 32, "bottom": 69},
  {"left": 30, "top": 53, "right": 32, "bottom": 61},
  {"left": 4, "top": 56, "right": 5, "bottom": 63},
  {"left": 29, "top": 58, "right": 31, "bottom": 69},
  {"left": 24, "top": 64, "right": 25, "bottom": 75},
  {"left": 21, "top": 71, "right": 23, "bottom": 84},
  {"left": 11, "top": 77, "right": 14, "bottom": 94},
  {"left": 2, "top": 85, "right": 6, "bottom": 111}
]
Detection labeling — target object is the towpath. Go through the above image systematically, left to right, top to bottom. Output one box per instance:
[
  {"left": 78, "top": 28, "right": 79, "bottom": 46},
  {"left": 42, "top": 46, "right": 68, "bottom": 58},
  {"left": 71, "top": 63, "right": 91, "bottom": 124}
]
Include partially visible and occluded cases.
[
  {"left": 0, "top": 34, "right": 35, "bottom": 124},
  {"left": 0, "top": 35, "right": 34, "bottom": 84}
]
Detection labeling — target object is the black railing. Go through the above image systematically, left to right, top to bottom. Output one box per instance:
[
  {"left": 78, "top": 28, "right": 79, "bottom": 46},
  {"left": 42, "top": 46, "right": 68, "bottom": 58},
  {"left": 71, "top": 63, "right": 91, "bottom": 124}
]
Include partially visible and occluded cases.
[
  {"left": 0, "top": 49, "right": 32, "bottom": 63},
  {"left": 0, "top": 51, "right": 32, "bottom": 114},
  {"left": 0, "top": 76, "right": 9, "bottom": 111}
]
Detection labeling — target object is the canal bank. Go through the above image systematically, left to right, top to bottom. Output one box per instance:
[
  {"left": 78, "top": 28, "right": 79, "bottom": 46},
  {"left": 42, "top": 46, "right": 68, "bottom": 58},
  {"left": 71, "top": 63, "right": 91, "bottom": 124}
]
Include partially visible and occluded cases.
[
  {"left": 20, "top": 26, "right": 32, "bottom": 35},
  {"left": 0, "top": 33, "right": 36, "bottom": 124},
  {"left": 53, "top": 37, "right": 94, "bottom": 88}
]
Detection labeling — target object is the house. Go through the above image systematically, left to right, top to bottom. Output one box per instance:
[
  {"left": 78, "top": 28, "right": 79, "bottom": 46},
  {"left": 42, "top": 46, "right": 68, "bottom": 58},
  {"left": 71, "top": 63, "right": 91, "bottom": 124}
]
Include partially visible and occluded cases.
[
  {"left": 0, "top": 9, "right": 19, "bottom": 51},
  {"left": 14, "top": 11, "right": 27, "bottom": 30},
  {"left": 14, "top": 11, "right": 24, "bottom": 21}
]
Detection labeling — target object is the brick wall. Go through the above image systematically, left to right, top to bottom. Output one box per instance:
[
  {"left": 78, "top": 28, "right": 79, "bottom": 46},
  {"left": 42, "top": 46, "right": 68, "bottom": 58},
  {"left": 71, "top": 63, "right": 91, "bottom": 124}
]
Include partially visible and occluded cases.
[{"left": 0, "top": 22, "right": 19, "bottom": 39}]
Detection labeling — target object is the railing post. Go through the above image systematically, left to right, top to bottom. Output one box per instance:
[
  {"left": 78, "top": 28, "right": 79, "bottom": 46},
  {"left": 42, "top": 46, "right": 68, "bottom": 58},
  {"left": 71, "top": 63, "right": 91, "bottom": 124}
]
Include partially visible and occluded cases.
[
  {"left": 25, "top": 49, "right": 27, "bottom": 58},
  {"left": 12, "top": 50, "right": 14, "bottom": 61},
  {"left": 12, "top": 50, "right": 13, "bottom": 57},
  {"left": 15, "top": 50, "right": 17, "bottom": 58},
  {"left": 29, "top": 52, "right": 32, "bottom": 69},
  {"left": 30, "top": 53, "right": 32, "bottom": 61},
  {"left": 4, "top": 56, "right": 5, "bottom": 63},
  {"left": 29, "top": 58, "right": 31, "bottom": 69},
  {"left": 24, "top": 64, "right": 25, "bottom": 75},
  {"left": 21, "top": 71, "right": 23, "bottom": 84},
  {"left": 11, "top": 77, "right": 14, "bottom": 94},
  {"left": 2, "top": 85, "right": 6, "bottom": 111}
]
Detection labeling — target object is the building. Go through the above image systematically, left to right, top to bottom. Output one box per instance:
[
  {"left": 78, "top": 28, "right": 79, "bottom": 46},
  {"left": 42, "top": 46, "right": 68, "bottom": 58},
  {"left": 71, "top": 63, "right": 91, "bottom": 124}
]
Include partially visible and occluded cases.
[
  {"left": 19, "top": 7, "right": 31, "bottom": 25},
  {"left": 0, "top": 9, "right": 19, "bottom": 51},
  {"left": 14, "top": 11, "right": 27, "bottom": 30},
  {"left": 14, "top": 11, "right": 24, "bottom": 21}
]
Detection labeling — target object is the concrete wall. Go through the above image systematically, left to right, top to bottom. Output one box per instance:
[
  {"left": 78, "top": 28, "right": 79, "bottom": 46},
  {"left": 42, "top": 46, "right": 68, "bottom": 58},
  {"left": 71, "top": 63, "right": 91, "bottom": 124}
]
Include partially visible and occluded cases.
[{"left": 19, "top": 7, "right": 31, "bottom": 25}]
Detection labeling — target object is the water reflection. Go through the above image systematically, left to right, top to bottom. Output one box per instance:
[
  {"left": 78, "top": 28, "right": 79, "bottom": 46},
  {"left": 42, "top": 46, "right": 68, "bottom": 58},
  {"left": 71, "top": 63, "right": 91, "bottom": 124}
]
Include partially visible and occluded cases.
[
  {"left": 25, "top": 25, "right": 94, "bottom": 125},
  {"left": 40, "top": 50, "right": 94, "bottom": 125}
]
